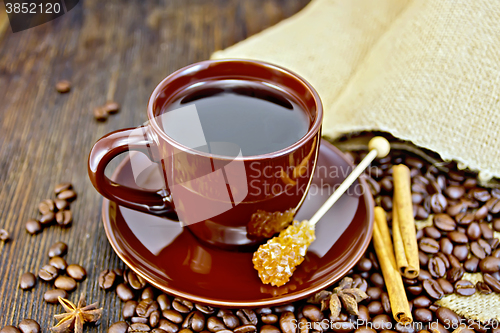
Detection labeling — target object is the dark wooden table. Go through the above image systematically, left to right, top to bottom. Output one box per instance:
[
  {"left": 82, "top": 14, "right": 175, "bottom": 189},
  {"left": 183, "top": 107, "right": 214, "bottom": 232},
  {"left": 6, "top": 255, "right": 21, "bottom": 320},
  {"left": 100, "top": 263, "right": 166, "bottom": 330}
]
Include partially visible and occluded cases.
[{"left": 0, "top": 0, "right": 309, "bottom": 329}]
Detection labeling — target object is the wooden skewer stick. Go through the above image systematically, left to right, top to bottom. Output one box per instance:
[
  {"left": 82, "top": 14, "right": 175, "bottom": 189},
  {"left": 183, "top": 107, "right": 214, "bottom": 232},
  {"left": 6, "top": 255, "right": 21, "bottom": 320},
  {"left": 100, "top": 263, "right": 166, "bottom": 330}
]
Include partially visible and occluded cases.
[{"left": 308, "top": 137, "right": 390, "bottom": 226}]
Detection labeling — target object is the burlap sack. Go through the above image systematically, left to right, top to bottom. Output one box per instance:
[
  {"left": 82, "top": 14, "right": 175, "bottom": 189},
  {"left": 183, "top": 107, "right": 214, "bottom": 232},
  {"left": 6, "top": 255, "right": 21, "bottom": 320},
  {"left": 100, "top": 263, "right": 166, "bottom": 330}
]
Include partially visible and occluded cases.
[
  {"left": 211, "top": 0, "right": 500, "bottom": 182},
  {"left": 212, "top": 0, "right": 500, "bottom": 322}
]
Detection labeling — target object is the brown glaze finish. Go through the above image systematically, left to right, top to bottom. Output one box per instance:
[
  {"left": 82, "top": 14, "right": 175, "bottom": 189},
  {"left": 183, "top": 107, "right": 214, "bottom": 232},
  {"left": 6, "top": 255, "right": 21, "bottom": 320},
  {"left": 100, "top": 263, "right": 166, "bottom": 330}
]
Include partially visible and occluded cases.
[
  {"left": 89, "top": 59, "right": 323, "bottom": 249},
  {"left": 102, "top": 140, "right": 373, "bottom": 307}
]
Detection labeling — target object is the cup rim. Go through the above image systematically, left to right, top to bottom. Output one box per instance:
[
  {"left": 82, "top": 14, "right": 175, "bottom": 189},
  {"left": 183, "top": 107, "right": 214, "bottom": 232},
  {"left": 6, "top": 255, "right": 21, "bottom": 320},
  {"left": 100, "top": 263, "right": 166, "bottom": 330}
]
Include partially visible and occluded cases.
[{"left": 147, "top": 59, "right": 323, "bottom": 161}]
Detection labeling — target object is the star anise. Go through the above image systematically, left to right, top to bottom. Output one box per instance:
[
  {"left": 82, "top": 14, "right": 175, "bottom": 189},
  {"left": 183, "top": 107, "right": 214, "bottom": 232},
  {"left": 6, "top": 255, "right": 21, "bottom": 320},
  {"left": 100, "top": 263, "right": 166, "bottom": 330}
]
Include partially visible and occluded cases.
[
  {"left": 308, "top": 277, "right": 368, "bottom": 319},
  {"left": 51, "top": 293, "right": 103, "bottom": 333}
]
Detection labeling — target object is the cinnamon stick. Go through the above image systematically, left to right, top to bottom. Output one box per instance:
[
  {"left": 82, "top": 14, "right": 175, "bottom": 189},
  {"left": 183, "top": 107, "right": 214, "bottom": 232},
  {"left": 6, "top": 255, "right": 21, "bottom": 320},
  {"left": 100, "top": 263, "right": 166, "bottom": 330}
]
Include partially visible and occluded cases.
[
  {"left": 392, "top": 164, "right": 420, "bottom": 279},
  {"left": 392, "top": 201, "right": 409, "bottom": 275},
  {"left": 373, "top": 207, "right": 413, "bottom": 324}
]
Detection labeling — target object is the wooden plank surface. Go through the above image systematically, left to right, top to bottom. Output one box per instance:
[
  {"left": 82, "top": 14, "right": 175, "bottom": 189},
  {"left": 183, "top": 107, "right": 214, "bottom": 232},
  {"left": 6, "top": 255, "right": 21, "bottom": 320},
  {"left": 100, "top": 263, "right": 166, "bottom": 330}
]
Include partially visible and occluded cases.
[{"left": 0, "top": 0, "right": 310, "bottom": 328}]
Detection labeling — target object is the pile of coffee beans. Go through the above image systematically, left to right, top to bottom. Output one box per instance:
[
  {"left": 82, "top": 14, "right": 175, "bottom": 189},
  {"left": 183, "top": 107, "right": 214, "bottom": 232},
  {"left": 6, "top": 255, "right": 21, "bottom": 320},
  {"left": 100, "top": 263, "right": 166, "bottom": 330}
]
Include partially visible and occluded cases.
[
  {"left": 93, "top": 101, "right": 121, "bottom": 121},
  {"left": 101, "top": 150, "right": 500, "bottom": 333},
  {"left": 358, "top": 152, "right": 500, "bottom": 298},
  {"left": 25, "top": 182, "right": 77, "bottom": 235},
  {"left": 18, "top": 240, "right": 87, "bottom": 304},
  {"left": 0, "top": 319, "right": 40, "bottom": 333}
]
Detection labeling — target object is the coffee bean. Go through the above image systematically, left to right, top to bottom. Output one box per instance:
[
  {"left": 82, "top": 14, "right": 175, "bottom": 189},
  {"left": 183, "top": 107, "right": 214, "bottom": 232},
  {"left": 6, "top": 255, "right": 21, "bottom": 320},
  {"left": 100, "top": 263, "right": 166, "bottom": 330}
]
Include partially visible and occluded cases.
[
  {"left": 55, "top": 80, "right": 71, "bottom": 93},
  {"left": 104, "top": 101, "right": 121, "bottom": 114},
  {"left": 94, "top": 107, "right": 108, "bottom": 121},
  {"left": 366, "top": 177, "right": 381, "bottom": 196},
  {"left": 54, "top": 182, "right": 72, "bottom": 195},
  {"left": 444, "top": 186, "right": 465, "bottom": 199},
  {"left": 472, "top": 188, "right": 491, "bottom": 202},
  {"left": 57, "top": 189, "right": 77, "bottom": 201},
  {"left": 412, "top": 192, "right": 424, "bottom": 205},
  {"left": 430, "top": 193, "right": 447, "bottom": 213},
  {"left": 381, "top": 196, "right": 393, "bottom": 211},
  {"left": 38, "top": 199, "right": 55, "bottom": 215},
  {"left": 54, "top": 199, "right": 69, "bottom": 211},
  {"left": 447, "top": 202, "right": 465, "bottom": 217},
  {"left": 415, "top": 205, "right": 429, "bottom": 220},
  {"left": 475, "top": 205, "right": 489, "bottom": 220},
  {"left": 55, "top": 210, "right": 72, "bottom": 227},
  {"left": 39, "top": 212, "right": 55, "bottom": 225},
  {"left": 456, "top": 212, "right": 475, "bottom": 225},
  {"left": 493, "top": 219, "right": 500, "bottom": 232},
  {"left": 25, "top": 220, "right": 42, "bottom": 235},
  {"left": 465, "top": 222, "right": 481, "bottom": 241},
  {"left": 480, "top": 222, "right": 494, "bottom": 239},
  {"left": 424, "top": 227, "right": 441, "bottom": 239},
  {"left": 448, "top": 231, "right": 468, "bottom": 244},
  {"left": 419, "top": 238, "right": 440, "bottom": 254},
  {"left": 489, "top": 238, "right": 500, "bottom": 250},
  {"left": 48, "top": 241, "right": 67, "bottom": 258},
  {"left": 471, "top": 241, "right": 487, "bottom": 259},
  {"left": 452, "top": 245, "right": 469, "bottom": 261},
  {"left": 494, "top": 249, "right": 500, "bottom": 259},
  {"left": 419, "top": 251, "right": 430, "bottom": 266},
  {"left": 436, "top": 252, "right": 450, "bottom": 269},
  {"left": 479, "top": 256, "right": 500, "bottom": 273},
  {"left": 48, "top": 257, "right": 67, "bottom": 271},
  {"left": 428, "top": 257, "right": 446, "bottom": 278},
  {"left": 464, "top": 257, "right": 480, "bottom": 272},
  {"left": 356, "top": 258, "right": 373, "bottom": 272},
  {"left": 38, "top": 264, "right": 58, "bottom": 281},
  {"left": 66, "top": 264, "right": 86, "bottom": 281},
  {"left": 447, "top": 266, "right": 464, "bottom": 283},
  {"left": 99, "top": 269, "right": 117, "bottom": 290},
  {"left": 127, "top": 270, "right": 147, "bottom": 290},
  {"left": 418, "top": 270, "right": 432, "bottom": 281},
  {"left": 19, "top": 272, "right": 36, "bottom": 290},
  {"left": 484, "top": 273, "right": 500, "bottom": 292},
  {"left": 54, "top": 276, "right": 76, "bottom": 291},
  {"left": 436, "top": 278, "right": 454, "bottom": 294},
  {"left": 423, "top": 279, "right": 444, "bottom": 300},
  {"left": 454, "top": 280, "right": 476, "bottom": 296},
  {"left": 476, "top": 281, "right": 492, "bottom": 294},
  {"left": 116, "top": 283, "right": 135, "bottom": 301},
  {"left": 406, "top": 284, "right": 422, "bottom": 296},
  {"left": 366, "top": 287, "right": 382, "bottom": 301},
  {"left": 44, "top": 289, "right": 67, "bottom": 303},
  {"left": 380, "top": 292, "right": 391, "bottom": 314},
  {"left": 156, "top": 295, "right": 171, "bottom": 312},
  {"left": 413, "top": 295, "right": 432, "bottom": 308},
  {"left": 173, "top": 298, "right": 193, "bottom": 313},
  {"left": 137, "top": 299, "right": 158, "bottom": 317},
  {"left": 123, "top": 300, "right": 138, "bottom": 319},
  {"left": 367, "top": 301, "right": 384, "bottom": 315},
  {"left": 195, "top": 304, "right": 215, "bottom": 315},
  {"left": 273, "top": 305, "right": 295, "bottom": 313},
  {"left": 302, "top": 305, "right": 323, "bottom": 322},
  {"left": 357, "top": 305, "right": 370, "bottom": 324},
  {"left": 436, "top": 307, "right": 460, "bottom": 327},
  {"left": 413, "top": 308, "right": 433, "bottom": 322},
  {"left": 236, "top": 309, "right": 258, "bottom": 326},
  {"left": 163, "top": 310, "right": 184, "bottom": 324},
  {"left": 150, "top": 311, "right": 160, "bottom": 327},
  {"left": 183, "top": 311, "right": 205, "bottom": 332},
  {"left": 279, "top": 312, "right": 296, "bottom": 333},
  {"left": 220, "top": 313, "right": 238, "bottom": 329},
  {"left": 261, "top": 314, "right": 278, "bottom": 325},
  {"left": 371, "top": 314, "right": 391, "bottom": 330},
  {"left": 207, "top": 316, "right": 226, "bottom": 332},
  {"left": 132, "top": 317, "right": 149, "bottom": 324},
  {"left": 17, "top": 319, "right": 39, "bottom": 333},
  {"left": 159, "top": 319, "right": 179, "bottom": 333},
  {"left": 109, "top": 322, "right": 129, "bottom": 333},
  {"left": 129, "top": 323, "right": 151, "bottom": 332},
  {"left": 234, "top": 325, "right": 256, "bottom": 333},
  {"left": 261, "top": 325, "right": 280, "bottom": 333}
]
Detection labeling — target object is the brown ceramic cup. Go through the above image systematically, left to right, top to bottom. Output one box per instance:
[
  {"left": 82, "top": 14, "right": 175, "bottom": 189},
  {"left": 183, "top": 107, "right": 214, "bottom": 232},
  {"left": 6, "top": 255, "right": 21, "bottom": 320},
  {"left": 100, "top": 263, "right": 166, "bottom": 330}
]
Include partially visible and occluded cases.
[{"left": 88, "top": 59, "right": 323, "bottom": 250}]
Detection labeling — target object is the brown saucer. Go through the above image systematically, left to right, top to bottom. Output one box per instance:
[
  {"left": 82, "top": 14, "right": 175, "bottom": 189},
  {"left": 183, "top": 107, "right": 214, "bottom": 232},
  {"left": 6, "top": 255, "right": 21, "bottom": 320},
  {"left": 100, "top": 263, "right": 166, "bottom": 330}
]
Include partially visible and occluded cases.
[{"left": 102, "top": 139, "right": 374, "bottom": 307}]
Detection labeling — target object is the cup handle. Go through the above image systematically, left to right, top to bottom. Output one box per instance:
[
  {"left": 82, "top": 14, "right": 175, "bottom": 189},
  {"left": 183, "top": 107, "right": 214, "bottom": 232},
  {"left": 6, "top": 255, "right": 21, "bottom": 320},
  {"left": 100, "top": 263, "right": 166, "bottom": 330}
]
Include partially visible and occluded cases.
[{"left": 88, "top": 127, "right": 174, "bottom": 215}]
